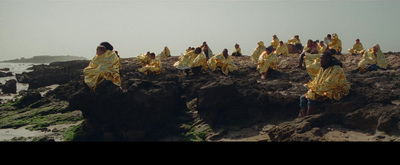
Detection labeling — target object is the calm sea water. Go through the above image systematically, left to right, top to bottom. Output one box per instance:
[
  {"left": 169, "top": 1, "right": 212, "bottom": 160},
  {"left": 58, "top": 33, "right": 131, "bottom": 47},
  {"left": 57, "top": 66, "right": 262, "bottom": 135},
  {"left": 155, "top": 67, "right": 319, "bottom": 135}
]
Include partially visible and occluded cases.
[{"left": 0, "top": 63, "right": 49, "bottom": 93}]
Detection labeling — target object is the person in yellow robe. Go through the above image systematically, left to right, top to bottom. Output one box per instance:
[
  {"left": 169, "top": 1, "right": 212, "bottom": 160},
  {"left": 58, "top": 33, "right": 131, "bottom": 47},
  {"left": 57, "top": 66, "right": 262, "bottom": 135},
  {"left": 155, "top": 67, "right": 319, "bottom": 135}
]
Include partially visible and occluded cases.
[
  {"left": 328, "top": 33, "right": 342, "bottom": 54},
  {"left": 271, "top": 35, "right": 280, "bottom": 50},
  {"left": 287, "top": 35, "right": 303, "bottom": 53},
  {"left": 348, "top": 39, "right": 364, "bottom": 55},
  {"left": 251, "top": 41, "right": 267, "bottom": 63},
  {"left": 274, "top": 41, "right": 289, "bottom": 56},
  {"left": 318, "top": 41, "right": 326, "bottom": 54},
  {"left": 84, "top": 44, "right": 122, "bottom": 92},
  {"left": 232, "top": 44, "right": 242, "bottom": 56},
  {"left": 358, "top": 44, "right": 387, "bottom": 72},
  {"left": 157, "top": 46, "right": 171, "bottom": 60},
  {"left": 257, "top": 46, "right": 278, "bottom": 80},
  {"left": 174, "top": 47, "right": 207, "bottom": 75},
  {"left": 208, "top": 49, "right": 238, "bottom": 75},
  {"left": 298, "top": 50, "right": 349, "bottom": 117},
  {"left": 138, "top": 52, "right": 151, "bottom": 67},
  {"left": 139, "top": 53, "right": 162, "bottom": 75}
]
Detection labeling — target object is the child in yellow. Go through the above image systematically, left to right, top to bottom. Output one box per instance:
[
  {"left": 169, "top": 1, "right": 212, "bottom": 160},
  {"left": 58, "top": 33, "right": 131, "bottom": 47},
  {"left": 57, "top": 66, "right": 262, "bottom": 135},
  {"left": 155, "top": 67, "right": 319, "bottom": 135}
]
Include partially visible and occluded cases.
[
  {"left": 348, "top": 39, "right": 364, "bottom": 55},
  {"left": 274, "top": 41, "right": 289, "bottom": 56},
  {"left": 358, "top": 44, "right": 387, "bottom": 71},
  {"left": 84, "top": 45, "right": 122, "bottom": 92},
  {"left": 257, "top": 46, "right": 278, "bottom": 80},
  {"left": 208, "top": 49, "right": 238, "bottom": 75},
  {"left": 299, "top": 50, "right": 349, "bottom": 117},
  {"left": 139, "top": 53, "right": 162, "bottom": 75}
]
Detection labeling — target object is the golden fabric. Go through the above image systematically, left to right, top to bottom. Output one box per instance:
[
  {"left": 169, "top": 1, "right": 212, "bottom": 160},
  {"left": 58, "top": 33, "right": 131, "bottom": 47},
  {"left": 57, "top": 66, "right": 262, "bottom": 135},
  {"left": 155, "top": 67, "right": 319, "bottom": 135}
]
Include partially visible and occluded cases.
[
  {"left": 328, "top": 33, "right": 342, "bottom": 53},
  {"left": 271, "top": 37, "right": 280, "bottom": 50},
  {"left": 287, "top": 37, "right": 301, "bottom": 45},
  {"left": 251, "top": 41, "right": 267, "bottom": 63},
  {"left": 348, "top": 42, "right": 364, "bottom": 54},
  {"left": 275, "top": 44, "right": 289, "bottom": 56},
  {"left": 318, "top": 44, "right": 326, "bottom": 54},
  {"left": 358, "top": 46, "right": 387, "bottom": 71},
  {"left": 157, "top": 47, "right": 171, "bottom": 60},
  {"left": 233, "top": 47, "right": 241, "bottom": 54},
  {"left": 202, "top": 48, "right": 213, "bottom": 58},
  {"left": 84, "top": 50, "right": 122, "bottom": 91},
  {"left": 174, "top": 51, "right": 208, "bottom": 71},
  {"left": 257, "top": 51, "right": 278, "bottom": 74},
  {"left": 207, "top": 52, "right": 238, "bottom": 75},
  {"left": 137, "top": 53, "right": 151, "bottom": 67},
  {"left": 304, "top": 53, "right": 322, "bottom": 80},
  {"left": 138, "top": 58, "right": 162, "bottom": 75},
  {"left": 305, "top": 65, "right": 350, "bottom": 101}
]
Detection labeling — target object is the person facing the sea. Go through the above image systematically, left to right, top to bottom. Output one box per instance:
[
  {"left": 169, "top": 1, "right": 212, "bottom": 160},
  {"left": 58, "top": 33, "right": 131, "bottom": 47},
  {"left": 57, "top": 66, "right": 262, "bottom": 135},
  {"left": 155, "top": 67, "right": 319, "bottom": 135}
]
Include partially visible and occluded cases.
[
  {"left": 271, "top": 35, "right": 280, "bottom": 51},
  {"left": 348, "top": 39, "right": 364, "bottom": 55},
  {"left": 251, "top": 41, "right": 267, "bottom": 63},
  {"left": 274, "top": 41, "right": 289, "bottom": 56},
  {"left": 84, "top": 42, "right": 122, "bottom": 92},
  {"left": 232, "top": 43, "right": 242, "bottom": 56},
  {"left": 358, "top": 44, "right": 387, "bottom": 72},
  {"left": 257, "top": 45, "right": 278, "bottom": 80},
  {"left": 157, "top": 46, "right": 171, "bottom": 60},
  {"left": 174, "top": 47, "right": 207, "bottom": 75},
  {"left": 207, "top": 48, "right": 238, "bottom": 75},
  {"left": 298, "top": 49, "right": 349, "bottom": 117},
  {"left": 138, "top": 52, "right": 162, "bottom": 75}
]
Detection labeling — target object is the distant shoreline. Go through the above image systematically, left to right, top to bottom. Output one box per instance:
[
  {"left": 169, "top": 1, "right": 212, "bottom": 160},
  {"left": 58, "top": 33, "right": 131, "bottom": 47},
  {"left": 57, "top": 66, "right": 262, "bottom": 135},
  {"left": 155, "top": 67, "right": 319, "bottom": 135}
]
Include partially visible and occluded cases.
[{"left": 0, "top": 55, "right": 88, "bottom": 63}]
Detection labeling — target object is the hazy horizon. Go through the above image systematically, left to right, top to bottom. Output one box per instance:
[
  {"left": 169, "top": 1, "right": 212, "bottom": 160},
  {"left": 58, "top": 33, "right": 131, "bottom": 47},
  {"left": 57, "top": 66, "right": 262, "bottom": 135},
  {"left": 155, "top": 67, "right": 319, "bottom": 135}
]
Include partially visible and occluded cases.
[{"left": 1, "top": 0, "right": 399, "bottom": 61}]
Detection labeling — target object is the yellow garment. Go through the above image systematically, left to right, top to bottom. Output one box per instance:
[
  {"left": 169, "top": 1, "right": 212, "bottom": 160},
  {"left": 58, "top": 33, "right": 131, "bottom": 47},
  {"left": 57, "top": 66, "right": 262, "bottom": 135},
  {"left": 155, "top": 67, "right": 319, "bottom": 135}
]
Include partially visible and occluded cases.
[
  {"left": 328, "top": 33, "right": 342, "bottom": 53},
  {"left": 271, "top": 37, "right": 280, "bottom": 50},
  {"left": 287, "top": 37, "right": 301, "bottom": 45},
  {"left": 251, "top": 41, "right": 267, "bottom": 63},
  {"left": 348, "top": 42, "right": 364, "bottom": 54},
  {"left": 274, "top": 44, "right": 289, "bottom": 56},
  {"left": 318, "top": 44, "right": 326, "bottom": 54},
  {"left": 358, "top": 46, "right": 387, "bottom": 71},
  {"left": 157, "top": 47, "right": 171, "bottom": 60},
  {"left": 233, "top": 47, "right": 241, "bottom": 54},
  {"left": 202, "top": 48, "right": 213, "bottom": 58},
  {"left": 84, "top": 50, "right": 122, "bottom": 91},
  {"left": 174, "top": 51, "right": 207, "bottom": 71},
  {"left": 257, "top": 51, "right": 278, "bottom": 74},
  {"left": 207, "top": 52, "right": 238, "bottom": 75},
  {"left": 137, "top": 53, "right": 151, "bottom": 67},
  {"left": 304, "top": 53, "right": 322, "bottom": 80},
  {"left": 138, "top": 58, "right": 162, "bottom": 75},
  {"left": 305, "top": 65, "right": 350, "bottom": 101}
]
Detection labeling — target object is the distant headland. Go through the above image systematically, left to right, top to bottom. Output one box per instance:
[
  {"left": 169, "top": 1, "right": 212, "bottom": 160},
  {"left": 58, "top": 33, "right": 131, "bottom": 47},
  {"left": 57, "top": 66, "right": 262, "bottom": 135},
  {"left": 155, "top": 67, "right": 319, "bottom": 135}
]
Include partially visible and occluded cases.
[{"left": 0, "top": 55, "right": 88, "bottom": 63}]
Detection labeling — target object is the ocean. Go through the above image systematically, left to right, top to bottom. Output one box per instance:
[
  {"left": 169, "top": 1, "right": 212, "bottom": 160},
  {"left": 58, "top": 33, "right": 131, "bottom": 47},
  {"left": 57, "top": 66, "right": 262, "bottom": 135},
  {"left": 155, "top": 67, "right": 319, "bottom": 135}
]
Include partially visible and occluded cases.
[{"left": 0, "top": 63, "right": 49, "bottom": 93}]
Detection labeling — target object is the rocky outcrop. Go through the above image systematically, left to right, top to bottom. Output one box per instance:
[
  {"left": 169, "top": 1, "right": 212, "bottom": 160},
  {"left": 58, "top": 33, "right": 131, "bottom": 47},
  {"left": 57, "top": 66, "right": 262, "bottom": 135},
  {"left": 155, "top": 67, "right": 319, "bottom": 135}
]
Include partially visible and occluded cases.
[
  {"left": 23, "top": 53, "right": 400, "bottom": 141},
  {"left": 2, "top": 79, "right": 17, "bottom": 94}
]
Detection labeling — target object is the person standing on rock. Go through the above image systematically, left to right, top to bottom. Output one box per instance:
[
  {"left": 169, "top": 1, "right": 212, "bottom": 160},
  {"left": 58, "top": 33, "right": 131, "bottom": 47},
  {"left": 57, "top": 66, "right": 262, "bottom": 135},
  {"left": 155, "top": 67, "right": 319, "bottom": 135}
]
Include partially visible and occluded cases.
[
  {"left": 83, "top": 42, "right": 122, "bottom": 92},
  {"left": 257, "top": 45, "right": 278, "bottom": 80},
  {"left": 299, "top": 49, "right": 350, "bottom": 117}
]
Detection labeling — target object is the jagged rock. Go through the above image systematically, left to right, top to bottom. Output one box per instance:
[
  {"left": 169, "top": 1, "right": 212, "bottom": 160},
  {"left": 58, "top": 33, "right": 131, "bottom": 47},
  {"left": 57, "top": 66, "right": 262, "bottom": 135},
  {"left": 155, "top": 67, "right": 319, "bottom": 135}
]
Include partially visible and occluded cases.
[{"left": 2, "top": 79, "right": 17, "bottom": 94}]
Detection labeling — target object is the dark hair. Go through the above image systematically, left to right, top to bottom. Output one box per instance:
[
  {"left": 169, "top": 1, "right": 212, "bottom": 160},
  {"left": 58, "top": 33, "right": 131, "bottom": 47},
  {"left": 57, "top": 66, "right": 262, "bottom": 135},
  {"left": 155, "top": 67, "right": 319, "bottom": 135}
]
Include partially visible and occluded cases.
[
  {"left": 100, "top": 42, "right": 114, "bottom": 50},
  {"left": 265, "top": 45, "right": 273, "bottom": 52},
  {"left": 150, "top": 53, "right": 156, "bottom": 57}
]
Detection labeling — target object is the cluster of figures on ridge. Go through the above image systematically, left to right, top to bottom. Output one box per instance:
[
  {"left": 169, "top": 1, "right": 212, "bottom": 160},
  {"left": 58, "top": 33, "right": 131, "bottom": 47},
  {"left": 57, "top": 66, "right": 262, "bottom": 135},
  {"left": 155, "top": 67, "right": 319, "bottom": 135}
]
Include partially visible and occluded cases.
[{"left": 82, "top": 32, "right": 388, "bottom": 118}]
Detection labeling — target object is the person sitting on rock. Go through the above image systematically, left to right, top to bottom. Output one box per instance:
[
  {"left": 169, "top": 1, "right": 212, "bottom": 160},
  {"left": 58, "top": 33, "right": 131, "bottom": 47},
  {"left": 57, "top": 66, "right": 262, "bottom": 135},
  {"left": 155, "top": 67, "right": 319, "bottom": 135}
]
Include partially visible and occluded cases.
[
  {"left": 328, "top": 33, "right": 342, "bottom": 55},
  {"left": 271, "top": 35, "right": 280, "bottom": 51},
  {"left": 287, "top": 35, "right": 303, "bottom": 53},
  {"left": 297, "top": 39, "right": 317, "bottom": 69},
  {"left": 348, "top": 39, "right": 364, "bottom": 55},
  {"left": 251, "top": 41, "right": 267, "bottom": 63},
  {"left": 274, "top": 41, "right": 289, "bottom": 56},
  {"left": 318, "top": 41, "right": 326, "bottom": 54},
  {"left": 84, "top": 43, "right": 122, "bottom": 92},
  {"left": 231, "top": 43, "right": 242, "bottom": 56},
  {"left": 202, "top": 44, "right": 213, "bottom": 60},
  {"left": 357, "top": 44, "right": 387, "bottom": 72},
  {"left": 257, "top": 45, "right": 278, "bottom": 80},
  {"left": 156, "top": 46, "right": 171, "bottom": 60},
  {"left": 174, "top": 47, "right": 207, "bottom": 75},
  {"left": 208, "top": 49, "right": 238, "bottom": 75},
  {"left": 298, "top": 49, "right": 350, "bottom": 117},
  {"left": 138, "top": 51, "right": 151, "bottom": 67},
  {"left": 139, "top": 53, "right": 162, "bottom": 75}
]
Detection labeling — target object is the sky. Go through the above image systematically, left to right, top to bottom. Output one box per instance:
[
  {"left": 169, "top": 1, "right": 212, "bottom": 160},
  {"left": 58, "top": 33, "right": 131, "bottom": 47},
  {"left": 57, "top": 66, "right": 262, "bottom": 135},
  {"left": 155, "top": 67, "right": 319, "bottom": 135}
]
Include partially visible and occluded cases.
[{"left": 0, "top": 0, "right": 399, "bottom": 61}]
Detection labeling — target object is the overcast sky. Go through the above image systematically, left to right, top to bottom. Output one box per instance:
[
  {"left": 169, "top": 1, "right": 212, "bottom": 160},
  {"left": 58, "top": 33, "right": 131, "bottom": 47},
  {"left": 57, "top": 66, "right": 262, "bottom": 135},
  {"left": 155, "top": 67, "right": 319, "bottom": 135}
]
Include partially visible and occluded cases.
[{"left": 0, "top": 0, "right": 399, "bottom": 61}]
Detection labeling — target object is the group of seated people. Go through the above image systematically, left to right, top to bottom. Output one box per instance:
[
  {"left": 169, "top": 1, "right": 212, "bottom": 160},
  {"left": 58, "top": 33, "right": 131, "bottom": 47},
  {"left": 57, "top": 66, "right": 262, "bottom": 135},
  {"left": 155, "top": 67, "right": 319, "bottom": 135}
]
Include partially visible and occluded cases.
[{"left": 84, "top": 38, "right": 389, "bottom": 118}]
